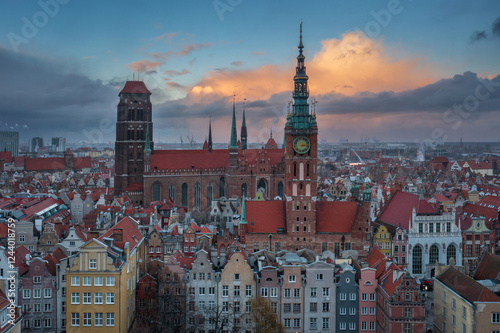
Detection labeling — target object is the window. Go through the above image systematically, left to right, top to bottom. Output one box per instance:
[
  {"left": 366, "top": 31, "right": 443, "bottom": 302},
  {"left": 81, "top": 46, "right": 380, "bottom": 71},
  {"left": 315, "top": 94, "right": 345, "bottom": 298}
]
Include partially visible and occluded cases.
[
  {"left": 20, "top": 235, "right": 25, "bottom": 242},
  {"left": 394, "top": 245, "right": 399, "bottom": 253},
  {"left": 412, "top": 245, "right": 423, "bottom": 275},
  {"left": 447, "top": 245, "right": 457, "bottom": 265},
  {"left": 89, "top": 259, "right": 97, "bottom": 269},
  {"left": 199, "top": 273, "right": 205, "bottom": 280},
  {"left": 234, "top": 273, "right": 240, "bottom": 281},
  {"left": 316, "top": 273, "right": 324, "bottom": 280},
  {"left": 289, "top": 275, "right": 296, "bottom": 283},
  {"left": 33, "top": 276, "right": 41, "bottom": 283},
  {"left": 71, "top": 276, "right": 80, "bottom": 286},
  {"left": 83, "top": 276, "right": 91, "bottom": 286},
  {"left": 94, "top": 276, "right": 103, "bottom": 286},
  {"left": 106, "top": 276, "right": 115, "bottom": 286},
  {"left": 222, "top": 285, "right": 229, "bottom": 297},
  {"left": 234, "top": 285, "right": 240, "bottom": 296},
  {"left": 199, "top": 287, "right": 205, "bottom": 295},
  {"left": 209, "top": 287, "right": 215, "bottom": 295},
  {"left": 270, "top": 287, "right": 278, "bottom": 297},
  {"left": 311, "top": 287, "right": 317, "bottom": 297},
  {"left": 322, "top": 287, "right": 330, "bottom": 297},
  {"left": 43, "top": 288, "right": 51, "bottom": 298},
  {"left": 284, "top": 288, "right": 291, "bottom": 298},
  {"left": 294, "top": 288, "right": 301, "bottom": 298},
  {"left": 33, "top": 289, "right": 41, "bottom": 298},
  {"left": 23, "top": 290, "right": 30, "bottom": 299},
  {"left": 442, "top": 291, "right": 446, "bottom": 302},
  {"left": 83, "top": 292, "right": 91, "bottom": 304},
  {"left": 405, "top": 292, "right": 411, "bottom": 301},
  {"left": 71, "top": 293, "right": 80, "bottom": 304},
  {"left": 95, "top": 293, "right": 103, "bottom": 304},
  {"left": 106, "top": 293, "right": 115, "bottom": 304},
  {"left": 340, "top": 293, "right": 346, "bottom": 300},
  {"left": 349, "top": 293, "right": 356, "bottom": 300},
  {"left": 362, "top": 293, "right": 368, "bottom": 301},
  {"left": 369, "top": 293, "right": 375, "bottom": 301},
  {"left": 452, "top": 298, "right": 456, "bottom": 310},
  {"left": 222, "top": 301, "right": 229, "bottom": 312},
  {"left": 234, "top": 301, "right": 240, "bottom": 313},
  {"left": 245, "top": 301, "right": 252, "bottom": 313},
  {"left": 310, "top": 302, "right": 317, "bottom": 312},
  {"left": 323, "top": 302, "right": 330, "bottom": 312},
  {"left": 34, "top": 303, "right": 41, "bottom": 312},
  {"left": 44, "top": 303, "right": 51, "bottom": 312},
  {"left": 284, "top": 303, "right": 291, "bottom": 313},
  {"left": 293, "top": 303, "right": 301, "bottom": 313},
  {"left": 462, "top": 305, "right": 467, "bottom": 319},
  {"left": 340, "top": 307, "right": 346, "bottom": 315},
  {"left": 349, "top": 307, "right": 356, "bottom": 315},
  {"left": 362, "top": 307, "right": 367, "bottom": 315},
  {"left": 369, "top": 307, "right": 375, "bottom": 315},
  {"left": 405, "top": 307, "right": 411, "bottom": 317},
  {"left": 492, "top": 312, "right": 500, "bottom": 323},
  {"left": 71, "top": 313, "right": 80, "bottom": 326},
  {"left": 83, "top": 313, "right": 91, "bottom": 326},
  {"left": 95, "top": 313, "right": 103, "bottom": 326},
  {"left": 106, "top": 313, "right": 115, "bottom": 326},
  {"left": 452, "top": 314, "right": 456, "bottom": 327},
  {"left": 310, "top": 317, "right": 317, "bottom": 330},
  {"left": 322, "top": 317, "right": 330, "bottom": 329},
  {"left": 284, "top": 318, "right": 291, "bottom": 327},
  {"left": 293, "top": 318, "right": 301, "bottom": 328},
  {"left": 44, "top": 319, "right": 51, "bottom": 328},
  {"left": 361, "top": 321, "right": 367, "bottom": 331},
  {"left": 369, "top": 321, "right": 375, "bottom": 331},
  {"left": 340, "top": 322, "right": 346, "bottom": 330},
  {"left": 349, "top": 322, "right": 356, "bottom": 330},
  {"left": 404, "top": 323, "right": 411, "bottom": 333},
  {"left": 462, "top": 323, "right": 466, "bottom": 333}
]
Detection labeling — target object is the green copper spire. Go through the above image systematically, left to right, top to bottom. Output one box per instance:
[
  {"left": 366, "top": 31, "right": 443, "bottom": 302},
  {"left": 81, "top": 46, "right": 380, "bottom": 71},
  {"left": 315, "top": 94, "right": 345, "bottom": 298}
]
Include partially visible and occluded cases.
[
  {"left": 230, "top": 95, "right": 238, "bottom": 149},
  {"left": 241, "top": 98, "right": 247, "bottom": 151},
  {"left": 144, "top": 118, "right": 151, "bottom": 156},
  {"left": 240, "top": 192, "right": 247, "bottom": 224}
]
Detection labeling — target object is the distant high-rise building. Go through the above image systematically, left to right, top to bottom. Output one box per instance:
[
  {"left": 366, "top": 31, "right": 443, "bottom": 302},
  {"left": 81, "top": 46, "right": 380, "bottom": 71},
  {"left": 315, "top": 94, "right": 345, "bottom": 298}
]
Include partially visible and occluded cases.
[
  {"left": 0, "top": 131, "right": 19, "bottom": 156},
  {"left": 30, "top": 137, "right": 44, "bottom": 152},
  {"left": 51, "top": 137, "right": 66, "bottom": 153},
  {"left": 416, "top": 141, "right": 425, "bottom": 162}
]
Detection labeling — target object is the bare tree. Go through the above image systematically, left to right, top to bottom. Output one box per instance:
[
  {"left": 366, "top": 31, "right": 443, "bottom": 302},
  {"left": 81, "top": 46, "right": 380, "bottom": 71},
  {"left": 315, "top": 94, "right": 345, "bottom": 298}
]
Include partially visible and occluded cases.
[{"left": 250, "top": 297, "right": 285, "bottom": 333}]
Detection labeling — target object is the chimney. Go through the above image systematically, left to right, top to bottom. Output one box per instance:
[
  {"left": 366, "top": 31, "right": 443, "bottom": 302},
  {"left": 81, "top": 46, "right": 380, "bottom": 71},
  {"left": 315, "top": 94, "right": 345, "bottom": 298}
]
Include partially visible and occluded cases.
[
  {"left": 112, "top": 228, "right": 123, "bottom": 242},
  {"left": 88, "top": 230, "right": 100, "bottom": 240}
]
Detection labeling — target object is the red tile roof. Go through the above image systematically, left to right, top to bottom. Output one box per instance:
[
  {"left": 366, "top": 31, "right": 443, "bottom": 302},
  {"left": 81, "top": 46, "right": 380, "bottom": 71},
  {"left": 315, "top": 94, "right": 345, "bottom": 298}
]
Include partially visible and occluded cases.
[
  {"left": 120, "top": 81, "right": 152, "bottom": 95},
  {"left": 152, "top": 149, "right": 230, "bottom": 170},
  {"left": 0, "top": 152, "right": 12, "bottom": 163},
  {"left": 25, "top": 157, "right": 65, "bottom": 171},
  {"left": 74, "top": 157, "right": 91, "bottom": 169},
  {"left": 379, "top": 191, "right": 439, "bottom": 230},
  {"left": 23, "top": 197, "right": 61, "bottom": 218},
  {"left": 245, "top": 200, "right": 286, "bottom": 233},
  {"left": 316, "top": 201, "right": 359, "bottom": 233},
  {"left": 98, "top": 216, "right": 144, "bottom": 250},
  {"left": 13, "top": 245, "right": 30, "bottom": 275},
  {"left": 473, "top": 252, "right": 500, "bottom": 280},
  {"left": 437, "top": 266, "right": 500, "bottom": 303}
]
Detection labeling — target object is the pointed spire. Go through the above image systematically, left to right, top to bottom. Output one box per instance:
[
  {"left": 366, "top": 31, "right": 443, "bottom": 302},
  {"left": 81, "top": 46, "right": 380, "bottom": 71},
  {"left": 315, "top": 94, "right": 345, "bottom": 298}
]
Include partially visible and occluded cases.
[
  {"left": 298, "top": 20, "right": 304, "bottom": 54},
  {"left": 230, "top": 94, "right": 238, "bottom": 149},
  {"left": 241, "top": 98, "right": 247, "bottom": 151},
  {"left": 242, "top": 99, "right": 247, "bottom": 127},
  {"left": 208, "top": 116, "right": 213, "bottom": 153},
  {"left": 270, "top": 126, "right": 273, "bottom": 139},
  {"left": 240, "top": 192, "right": 247, "bottom": 224}
]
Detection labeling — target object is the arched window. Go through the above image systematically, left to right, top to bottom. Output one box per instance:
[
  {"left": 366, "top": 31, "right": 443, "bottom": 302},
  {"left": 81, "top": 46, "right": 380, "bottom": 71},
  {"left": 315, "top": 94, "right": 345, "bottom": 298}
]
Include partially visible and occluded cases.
[
  {"left": 129, "top": 152, "right": 133, "bottom": 160},
  {"left": 137, "top": 152, "right": 142, "bottom": 160},
  {"left": 299, "top": 162, "right": 304, "bottom": 180},
  {"left": 294, "top": 163, "right": 297, "bottom": 177},
  {"left": 307, "top": 163, "right": 310, "bottom": 177},
  {"left": 220, "top": 177, "right": 225, "bottom": 197},
  {"left": 258, "top": 179, "right": 267, "bottom": 196},
  {"left": 278, "top": 181, "right": 284, "bottom": 199},
  {"left": 152, "top": 183, "right": 161, "bottom": 202},
  {"left": 182, "top": 183, "right": 188, "bottom": 207},
  {"left": 194, "top": 183, "right": 201, "bottom": 209},
  {"left": 207, "top": 183, "right": 213, "bottom": 209},
  {"left": 241, "top": 183, "right": 247, "bottom": 198},
  {"left": 168, "top": 184, "right": 175, "bottom": 202},
  {"left": 292, "top": 184, "right": 297, "bottom": 196},
  {"left": 306, "top": 184, "right": 311, "bottom": 196},
  {"left": 429, "top": 244, "right": 439, "bottom": 265},
  {"left": 447, "top": 244, "right": 456, "bottom": 265},
  {"left": 412, "top": 245, "right": 423, "bottom": 275}
]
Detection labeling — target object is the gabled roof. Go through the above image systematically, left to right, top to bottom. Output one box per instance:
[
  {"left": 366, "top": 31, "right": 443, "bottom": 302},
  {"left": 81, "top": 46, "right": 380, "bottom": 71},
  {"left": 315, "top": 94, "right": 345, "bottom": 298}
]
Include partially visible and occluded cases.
[
  {"left": 151, "top": 149, "right": 230, "bottom": 170},
  {"left": 245, "top": 200, "right": 286, "bottom": 233},
  {"left": 316, "top": 201, "right": 359, "bottom": 233},
  {"left": 98, "top": 216, "right": 143, "bottom": 250},
  {"left": 436, "top": 266, "right": 500, "bottom": 303}
]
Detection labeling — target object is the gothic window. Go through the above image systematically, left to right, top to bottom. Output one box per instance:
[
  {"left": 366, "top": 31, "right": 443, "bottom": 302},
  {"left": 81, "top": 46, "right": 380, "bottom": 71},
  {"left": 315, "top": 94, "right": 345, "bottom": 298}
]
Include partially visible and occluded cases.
[
  {"left": 129, "top": 152, "right": 133, "bottom": 160},
  {"left": 137, "top": 152, "right": 142, "bottom": 160},
  {"left": 294, "top": 163, "right": 297, "bottom": 177},
  {"left": 299, "top": 163, "right": 304, "bottom": 180},
  {"left": 307, "top": 163, "right": 310, "bottom": 177},
  {"left": 220, "top": 177, "right": 225, "bottom": 197},
  {"left": 258, "top": 179, "right": 267, "bottom": 197},
  {"left": 278, "top": 182, "right": 284, "bottom": 199},
  {"left": 152, "top": 183, "right": 161, "bottom": 202},
  {"left": 182, "top": 183, "right": 188, "bottom": 207},
  {"left": 194, "top": 183, "right": 201, "bottom": 209},
  {"left": 207, "top": 183, "right": 213, "bottom": 209},
  {"left": 241, "top": 183, "right": 247, "bottom": 198},
  {"left": 292, "top": 184, "right": 297, "bottom": 196},
  {"left": 306, "top": 184, "right": 311, "bottom": 196},
  {"left": 168, "top": 185, "right": 175, "bottom": 202},
  {"left": 429, "top": 244, "right": 439, "bottom": 265},
  {"left": 447, "top": 244, "right": 456, "bottom": 265},
  {"left": 412, "top": 245, "right": 423, "bottom": 275}
]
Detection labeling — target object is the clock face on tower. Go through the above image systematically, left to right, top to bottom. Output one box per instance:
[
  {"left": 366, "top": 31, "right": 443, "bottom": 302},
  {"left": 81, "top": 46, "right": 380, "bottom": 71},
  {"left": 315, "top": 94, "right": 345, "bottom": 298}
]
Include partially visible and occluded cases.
[{"left": 293, "top": 136, "right": 311, "bottom": 154}]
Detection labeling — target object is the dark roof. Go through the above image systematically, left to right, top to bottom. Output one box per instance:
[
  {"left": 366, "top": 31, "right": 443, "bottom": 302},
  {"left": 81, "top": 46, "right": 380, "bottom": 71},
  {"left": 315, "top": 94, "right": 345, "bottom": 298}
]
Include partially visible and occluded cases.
[
  {"left": 119, "top": 81, "right": 152, "bottom": 95},
  {"left": 473, "top": 252, "right": 500, "bottom": 280},
  {"left": 436, "top": 266, "right": 500, "bottom": 303}
]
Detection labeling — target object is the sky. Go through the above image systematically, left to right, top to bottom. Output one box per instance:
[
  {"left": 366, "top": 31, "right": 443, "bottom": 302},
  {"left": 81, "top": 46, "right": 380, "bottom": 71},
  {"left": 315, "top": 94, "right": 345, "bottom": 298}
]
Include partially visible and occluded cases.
[{"left": 1, "top": 0, "right": 499, "bottom": 145}]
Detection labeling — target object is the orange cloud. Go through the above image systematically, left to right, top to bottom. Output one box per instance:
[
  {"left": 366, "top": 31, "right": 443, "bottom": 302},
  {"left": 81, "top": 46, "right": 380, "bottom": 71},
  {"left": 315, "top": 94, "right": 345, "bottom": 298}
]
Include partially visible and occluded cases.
[
  {"left": 187, "top": 31, "right": 438, "bottom": 100},
  {"left": 126, "top": 59, "right": 161, "bottom": 73}
]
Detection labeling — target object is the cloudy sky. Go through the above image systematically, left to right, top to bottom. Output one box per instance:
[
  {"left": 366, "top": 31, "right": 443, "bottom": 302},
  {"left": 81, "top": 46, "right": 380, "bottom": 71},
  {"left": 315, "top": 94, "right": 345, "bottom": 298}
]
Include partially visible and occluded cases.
[{"left": 1, "top": 0, "right": 499, "bottom": 145}]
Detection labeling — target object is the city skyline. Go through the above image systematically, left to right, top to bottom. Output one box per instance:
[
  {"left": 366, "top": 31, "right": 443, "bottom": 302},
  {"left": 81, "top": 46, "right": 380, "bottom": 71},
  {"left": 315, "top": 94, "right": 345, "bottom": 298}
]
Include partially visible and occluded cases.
[{"left": 1, "top": 0, "right": 499, "bottom": 144}]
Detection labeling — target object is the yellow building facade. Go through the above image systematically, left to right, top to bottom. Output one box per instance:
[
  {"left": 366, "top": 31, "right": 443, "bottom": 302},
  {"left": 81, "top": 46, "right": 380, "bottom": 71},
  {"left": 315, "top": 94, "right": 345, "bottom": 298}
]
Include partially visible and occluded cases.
[
  {"left": 66, "top": 217, "right": 145, "bottom": 333},
  {"left": 374, "top": 225, "right": 392, "bottom": 256}
]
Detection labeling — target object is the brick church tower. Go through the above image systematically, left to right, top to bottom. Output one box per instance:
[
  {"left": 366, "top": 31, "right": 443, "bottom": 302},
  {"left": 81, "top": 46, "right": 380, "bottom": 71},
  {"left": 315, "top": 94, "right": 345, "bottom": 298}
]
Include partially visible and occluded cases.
[
  {"left": 284, "top": 23, "right": 319, "bottom": 245},
  {"left": 114, "top": 81, "right": 153, "bottom": 204}
]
